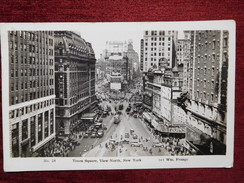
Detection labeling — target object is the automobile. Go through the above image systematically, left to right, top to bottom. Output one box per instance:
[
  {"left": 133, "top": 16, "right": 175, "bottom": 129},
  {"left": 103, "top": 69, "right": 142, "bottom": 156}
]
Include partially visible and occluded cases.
[
  {"left": 119, "top": 104, "right": 123, "bottom": 110},
  {"left": 126, "top": 107, "right": 131, "bottom": 112},
  {"left": 102, "top": 112, "right": 107, "bottom": 117},
  {"left": 113, "top": 114, "right": 120, "bottom": 124},
  {"left": 133, "top": 114, "right": 138, "bottom": 118},
  {"left": 98, "top": 118, "right": 103, "bottom": 123},
  {"left": 94, "top": 122, "right": 102, "bottom": 129},
  {"left": 88, "top": 125, "right": 95, "bottom": 131},
  {"left": 102, "top": 125, "right": 107, "bottom": 130},
  {"left": 87, "top": 129, "right": 92, "bottom": 135},
  {"left": 97, "top": 129, "right": 104, "bottom": 138},
  {"left": 130, "top": 129, "right": 134, "bottom": 134},
  {"left": 84, "top": 132, "right": 89, "bottom": 138},
  {"left": 91, "top": 132, "right": 97, "bottom": 138},
  {"left": 132, "top": 134, "right": 138, "bottom": 139},
  {"left": 109, "top": 139, "right": 119, "bottom": 145},
  {"left": 130, "top": 141, "right": 143, "bottom": 147},
  {"left": 152, "top": 141, "right": 164, "bottom": 148}
]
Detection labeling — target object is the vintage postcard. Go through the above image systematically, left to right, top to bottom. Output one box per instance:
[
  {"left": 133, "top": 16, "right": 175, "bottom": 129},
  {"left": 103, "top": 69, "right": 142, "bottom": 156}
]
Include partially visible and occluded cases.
[{"left": 1, "top": 21, "right": 235, "bottom": 172}]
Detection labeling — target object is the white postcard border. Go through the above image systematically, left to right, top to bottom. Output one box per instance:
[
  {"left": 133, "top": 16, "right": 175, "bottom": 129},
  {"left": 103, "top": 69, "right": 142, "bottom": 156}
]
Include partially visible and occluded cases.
[{"left": 1, "top": 20, "right": 236, "bottom": 172}]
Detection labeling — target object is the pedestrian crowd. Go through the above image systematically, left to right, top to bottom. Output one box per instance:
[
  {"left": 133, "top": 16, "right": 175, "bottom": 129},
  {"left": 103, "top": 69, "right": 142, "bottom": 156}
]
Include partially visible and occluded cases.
[{"left": 161, "top": 137, "right": 190, "bottom": 156}]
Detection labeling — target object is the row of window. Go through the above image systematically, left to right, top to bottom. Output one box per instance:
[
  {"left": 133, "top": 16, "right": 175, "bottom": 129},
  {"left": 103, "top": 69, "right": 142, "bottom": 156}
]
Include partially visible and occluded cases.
[
  {"left": 145, "top": 30, "right": 174, "bottom": 36},
  {"left": 9, "top": 31, "right": 54, "bottom": 44},
  {"left": 197, "top": 31, "right": 218, "bottom": 40},
  {"left": 10, "top": 41, "right": 54, "bottom": 56},
  {"left": 10, "top": 54, "right": 54, "bottom": 66},
  {"left": 10, "top": 68, "right": 54, "bottom": 78},
  {"left": 10, "top": 79, "right": 54, "bottom": 92},
  {"left": 196, "top": 79, "right": 217, "bottom": 89},
  {"left": 10, "top": 89, "right": 55, "bottom": 105},
  {"left": 195, "top": 91, "right": 216, "bottom": 103},
  {"left": 9, "top": 99, "right": 55, "bottom": 119}
]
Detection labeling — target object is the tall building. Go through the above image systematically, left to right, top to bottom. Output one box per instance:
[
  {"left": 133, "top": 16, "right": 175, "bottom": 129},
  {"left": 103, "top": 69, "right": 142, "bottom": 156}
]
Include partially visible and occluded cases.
[
  {"left": 141, "top": 30, "right": 178, "bottom": 72},
  {"left": 179, "top": 30, "right": 228, "bottom": 154},
  {"left": 9, "top": 31, "right": 56, "bottom": 157},
  {"left": 54, "top": 31, "right": 96, "bottom": 136},
  {"left": 176, "top": 38, "right": 191, "bottom": 92},
  {"left": 140, "top": 39, "right": 144, "bottom": 71},
  {"left": 102, "top": 41, "right": 128, "bottom": 59},
  {"left": 124, "top": 42, "right": 140, "bottom": 79},
  {"left": 95, "top": 59, "right": 106, "bottom": 81}
]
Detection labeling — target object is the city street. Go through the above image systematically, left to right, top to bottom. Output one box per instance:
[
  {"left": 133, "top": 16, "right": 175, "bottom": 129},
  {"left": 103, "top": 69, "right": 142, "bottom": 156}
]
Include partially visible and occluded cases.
[{"left": 68, "top": 88, "right": 169, "bottom": 157}]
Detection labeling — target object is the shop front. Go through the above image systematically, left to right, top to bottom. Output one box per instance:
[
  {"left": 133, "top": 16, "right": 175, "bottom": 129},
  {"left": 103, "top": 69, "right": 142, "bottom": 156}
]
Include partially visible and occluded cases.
[{"left": 79, "top": 113, "right": 97, "bottom": 131}]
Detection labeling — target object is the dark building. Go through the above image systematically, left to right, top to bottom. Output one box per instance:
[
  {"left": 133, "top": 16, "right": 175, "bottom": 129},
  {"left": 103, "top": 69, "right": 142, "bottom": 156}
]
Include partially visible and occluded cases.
[
  {"left": 180, "top": 30, "right": 228, "bottom": 155},
  {"left": 9, "top": 31, "right": 56, "bottom": 157},
  {"left": 54, "top": 31, "right": 96, "bottom": 136},
  {"left": 140, "top": 39, "right": 144, "bottom": 71}
]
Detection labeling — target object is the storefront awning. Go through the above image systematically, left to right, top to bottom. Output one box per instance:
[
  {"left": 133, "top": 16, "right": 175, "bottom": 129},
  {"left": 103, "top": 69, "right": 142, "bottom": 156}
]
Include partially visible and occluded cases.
[
  {"left": 142, "top": 112, "right": 152, "bottom": 122},
  {"left": 80, "top": 113, "right": 97, "bottom": 120}
]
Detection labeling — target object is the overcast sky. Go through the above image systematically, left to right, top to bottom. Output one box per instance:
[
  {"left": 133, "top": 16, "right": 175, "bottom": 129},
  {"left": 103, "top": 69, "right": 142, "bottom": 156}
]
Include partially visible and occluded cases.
[
  {"left": 79, "top": 29, "right": 184, "bottom": 60},
  {"left": 79, "top": 30, "right": 143, "bottom": 59}
]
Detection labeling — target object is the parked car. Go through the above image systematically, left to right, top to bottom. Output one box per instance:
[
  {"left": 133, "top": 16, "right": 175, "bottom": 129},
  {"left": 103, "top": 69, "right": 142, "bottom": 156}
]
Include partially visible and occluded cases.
[
  {"left": 97, "top": 129, "right": 104, "bottom": 138},
  {"left": 130, "top": 129, "right": 134, "bottom": 134},
  {"left": 84, "top": 132, "right": 89, "bottom": 138},
  {"left": 91, "top": 132, "right": 97, "bottom": 138},
  {"left": 132, "top": 134, "right": 138, "bottom": 139},
  {"left": 130, "top": 141, "right": 143, "bottom": 147},
  {"left": 152, "top": 141, "right": 164, "bottom": 148}
]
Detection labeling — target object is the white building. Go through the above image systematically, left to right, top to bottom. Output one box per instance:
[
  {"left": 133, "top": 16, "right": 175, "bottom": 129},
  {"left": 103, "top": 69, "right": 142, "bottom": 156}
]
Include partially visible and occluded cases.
[
  {"left": 141, "top": 30, "right": 178, "bottom": 72},
  {"left": 102, "top": 41, "right": 128, "bottom": 59}
]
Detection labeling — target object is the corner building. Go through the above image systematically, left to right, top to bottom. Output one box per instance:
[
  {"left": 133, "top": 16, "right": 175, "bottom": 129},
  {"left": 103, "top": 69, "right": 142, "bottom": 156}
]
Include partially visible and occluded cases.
[
  {"left": 9, "top": 31, "right": 55, "bottom": 157},
  {"left": 54, "top": 31, "right": 96, "bottom": 136}
]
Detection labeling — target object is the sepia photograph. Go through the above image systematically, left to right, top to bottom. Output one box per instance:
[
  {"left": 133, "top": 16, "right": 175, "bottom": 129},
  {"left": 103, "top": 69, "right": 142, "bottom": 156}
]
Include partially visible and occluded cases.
[{"left": 1, "top": 21, "right": 235, "bottom": 171}]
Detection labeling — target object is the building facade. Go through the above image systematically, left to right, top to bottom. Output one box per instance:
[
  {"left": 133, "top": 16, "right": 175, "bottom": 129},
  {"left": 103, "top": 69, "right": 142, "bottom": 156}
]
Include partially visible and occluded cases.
[
  {"left": 141, "top": 30, "right": 178, "bottom": 72},
  {"left": 179, "top": 30, "right": 228, "bottom": 154},
  {"left": 9, "top": 31, "right": 56, "bottom": 157},
  {"left": 54, "top": 31, "right": 96, "bottom": 136},
  {"left": 140, "top": 39, "right": 144, "bottom": 71},
  {"left": 102, "top": 41, "right": 128, "bottom": 59},
  {"left": 124, "top": 42, "right": 140, "bottom": 79},
  {"left": 106, "top": 54, "right": 129, "bottom": 82},
  {"left": 143, "top": 68, "right": 185, "bottom": 138},
  {"left": 109, "top": 72, "right": 123, "bottom": 90}
]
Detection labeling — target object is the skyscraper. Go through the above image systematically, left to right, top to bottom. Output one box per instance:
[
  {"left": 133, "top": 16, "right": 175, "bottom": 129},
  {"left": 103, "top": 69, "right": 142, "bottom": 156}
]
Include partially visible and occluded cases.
[
  {"left": 141, "top": 30, "right": 178, "bottom": 72},
  {"left": 182, "top": 30, "right": 228, "bottom": 154},
  {"left": 9, "top": 31, "right": 55, "bottom": 157}
]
